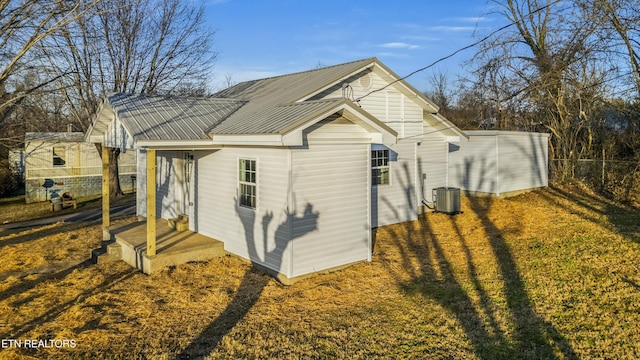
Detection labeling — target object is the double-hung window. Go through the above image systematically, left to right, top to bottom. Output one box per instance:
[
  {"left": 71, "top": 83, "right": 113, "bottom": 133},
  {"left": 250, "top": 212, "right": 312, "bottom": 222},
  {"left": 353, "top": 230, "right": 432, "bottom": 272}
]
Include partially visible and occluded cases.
[
  {"left": 371, "top": 149, "right": 390, "bottom": 185},
  {"left": 239, "top": 159, "right": 257, "bottom": 208}
]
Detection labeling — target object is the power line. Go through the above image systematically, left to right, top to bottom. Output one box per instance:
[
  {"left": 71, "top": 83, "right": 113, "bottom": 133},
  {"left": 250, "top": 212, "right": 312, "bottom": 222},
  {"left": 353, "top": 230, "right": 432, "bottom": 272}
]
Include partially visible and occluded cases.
[{"left": 355, "top": 0, "right": 563, "bottom": 102}]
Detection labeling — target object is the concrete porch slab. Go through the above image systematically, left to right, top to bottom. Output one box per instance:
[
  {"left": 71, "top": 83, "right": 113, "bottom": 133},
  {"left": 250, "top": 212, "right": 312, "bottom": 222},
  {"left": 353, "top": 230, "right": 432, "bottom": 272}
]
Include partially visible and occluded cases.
[{"left": 108, "top": 220, "right": 226, "bottom": 274}]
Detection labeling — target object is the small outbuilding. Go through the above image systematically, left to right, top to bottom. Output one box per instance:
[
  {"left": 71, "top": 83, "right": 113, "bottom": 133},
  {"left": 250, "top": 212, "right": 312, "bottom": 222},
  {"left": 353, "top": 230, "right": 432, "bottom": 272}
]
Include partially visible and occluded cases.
[
  {"left": 86, "top": 58, "right": 548, "bottom": 282},
  {"left": 23, "top": 132, "right": 136, "bottom": 203}
]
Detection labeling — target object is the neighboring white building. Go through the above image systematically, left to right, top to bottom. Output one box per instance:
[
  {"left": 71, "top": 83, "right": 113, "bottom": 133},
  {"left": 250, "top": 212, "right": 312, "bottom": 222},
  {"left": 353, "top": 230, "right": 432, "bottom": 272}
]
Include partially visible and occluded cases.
[
  {"left": 86, "top": 58, "right": 548, "bottom": 281},
  {"left": 447, "top": 130, "right": 549, "bottom": 197},
  {"left": 23, "top": 132, "right": 136, "bottom": 203}
]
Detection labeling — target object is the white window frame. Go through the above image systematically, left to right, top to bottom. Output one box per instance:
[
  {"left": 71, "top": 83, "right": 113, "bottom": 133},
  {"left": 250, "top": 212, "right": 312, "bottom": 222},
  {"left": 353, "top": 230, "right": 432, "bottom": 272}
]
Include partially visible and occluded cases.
[
  {"left": 371, "top": 149, "right": 390, "bottom": 185},
  {"left": 238, "top": 158, "right": 257, "bottom": 209}
]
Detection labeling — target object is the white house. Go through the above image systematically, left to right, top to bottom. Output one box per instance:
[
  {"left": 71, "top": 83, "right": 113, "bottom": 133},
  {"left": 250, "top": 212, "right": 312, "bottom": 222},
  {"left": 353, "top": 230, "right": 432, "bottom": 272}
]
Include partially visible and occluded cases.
[{"left": 86, "top": 58, "right": 548, "bottom": 282}]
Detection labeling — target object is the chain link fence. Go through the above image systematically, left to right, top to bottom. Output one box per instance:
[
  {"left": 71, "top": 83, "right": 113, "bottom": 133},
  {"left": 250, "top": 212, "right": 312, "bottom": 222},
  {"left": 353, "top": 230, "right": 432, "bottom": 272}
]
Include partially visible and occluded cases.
[{"left": 551, "top": 159, "right": 640, "bottom": 205}]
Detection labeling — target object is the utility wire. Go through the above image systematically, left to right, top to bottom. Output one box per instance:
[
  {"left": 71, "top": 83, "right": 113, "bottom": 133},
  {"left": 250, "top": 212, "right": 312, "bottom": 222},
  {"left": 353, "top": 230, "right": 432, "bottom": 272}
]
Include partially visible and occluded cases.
[{"left": 355, "top": 0, "right": 563, "bottom": 102}]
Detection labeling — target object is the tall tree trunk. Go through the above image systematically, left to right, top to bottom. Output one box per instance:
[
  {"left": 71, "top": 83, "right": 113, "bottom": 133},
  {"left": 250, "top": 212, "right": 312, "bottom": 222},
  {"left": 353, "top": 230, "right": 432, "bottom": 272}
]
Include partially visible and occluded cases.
[
  {"left": 95, "top": 143, "right": 122, "bottom": 199},
  {"left": 108, "top": 147, "right": 122, "bottom": 198}
]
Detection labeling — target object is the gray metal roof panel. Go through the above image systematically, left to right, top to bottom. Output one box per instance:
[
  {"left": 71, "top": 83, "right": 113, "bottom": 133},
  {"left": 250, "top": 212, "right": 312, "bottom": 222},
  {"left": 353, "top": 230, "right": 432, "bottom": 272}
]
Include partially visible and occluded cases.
[
  {"left": 210, "top": 58, "right": 376, "bottom": 134},
  {"left": 102, "top": 59, "right": 379, "bottom": 139},
  {"left": 107, "top": 93, "right": 246, "bottom": 141},
  {"left": 211, "top": 98, "right": 345, "bottom": 135}
]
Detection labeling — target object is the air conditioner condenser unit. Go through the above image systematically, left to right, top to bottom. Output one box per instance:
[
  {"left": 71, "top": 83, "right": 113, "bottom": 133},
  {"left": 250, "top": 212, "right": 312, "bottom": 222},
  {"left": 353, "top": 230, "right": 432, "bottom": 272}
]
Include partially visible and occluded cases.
[{"left": 432, "top": 187, "right": 461, "bottom": 214}]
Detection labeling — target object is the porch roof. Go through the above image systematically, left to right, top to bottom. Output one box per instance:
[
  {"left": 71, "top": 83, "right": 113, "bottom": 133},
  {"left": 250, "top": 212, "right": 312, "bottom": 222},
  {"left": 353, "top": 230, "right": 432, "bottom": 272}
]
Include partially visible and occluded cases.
[{"left": 105, "top": 93, "right": 247, "bottom": 141}]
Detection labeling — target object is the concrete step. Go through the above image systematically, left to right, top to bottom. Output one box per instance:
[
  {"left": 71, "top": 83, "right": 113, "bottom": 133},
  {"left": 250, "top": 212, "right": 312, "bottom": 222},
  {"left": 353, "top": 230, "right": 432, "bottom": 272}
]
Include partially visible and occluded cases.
[
  {"left": 91, "top": 241, "right": 123, "bottom": 264},
  {"left": 107, "top": 242, "right": 122, "bottom": 257},
  {"left": 96, "top": 252, "right": 121, "bottom": 264}
]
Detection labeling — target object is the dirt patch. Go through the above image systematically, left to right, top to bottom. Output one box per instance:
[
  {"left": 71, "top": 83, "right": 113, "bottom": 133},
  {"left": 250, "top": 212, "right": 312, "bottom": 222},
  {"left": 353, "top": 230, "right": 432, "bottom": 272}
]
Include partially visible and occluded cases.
[{"left": 1, "top": 186, "right": 639, "bottom": 358}]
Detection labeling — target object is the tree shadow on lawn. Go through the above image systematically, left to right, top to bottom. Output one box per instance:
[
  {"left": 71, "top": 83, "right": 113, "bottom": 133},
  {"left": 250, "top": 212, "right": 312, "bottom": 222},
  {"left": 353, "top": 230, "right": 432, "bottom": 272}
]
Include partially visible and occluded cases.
[
  {"left": 375, "top": 159, "right": 577, "bottom": 359},
  {"left": 537, "top": 185, "right": 640, "bottom": 244},
  {"left": 177, "top": 199, "right": 319, "bottom": 358},
  {"left": 378, "top": 204, "right": 576, "bottom": 359},
  {"left": 0, "top": 220, "right": 101, "bottom": 251},
  {"left": 0, "top": 260, "right": 137, "bottom": 342}
]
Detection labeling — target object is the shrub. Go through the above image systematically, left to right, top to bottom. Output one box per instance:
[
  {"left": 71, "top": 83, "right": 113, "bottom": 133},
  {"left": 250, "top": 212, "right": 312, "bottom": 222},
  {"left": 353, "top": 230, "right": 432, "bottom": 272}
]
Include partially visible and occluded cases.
[{"left": 0, "top": 160, "right": 22, "bottom": 197}]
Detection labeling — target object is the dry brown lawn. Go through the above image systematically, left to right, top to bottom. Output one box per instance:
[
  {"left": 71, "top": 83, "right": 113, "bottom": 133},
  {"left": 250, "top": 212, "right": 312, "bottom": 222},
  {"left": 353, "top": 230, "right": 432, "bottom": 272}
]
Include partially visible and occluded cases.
[{"left": 0, "top": 185, "right": 639, "bottom": 359}]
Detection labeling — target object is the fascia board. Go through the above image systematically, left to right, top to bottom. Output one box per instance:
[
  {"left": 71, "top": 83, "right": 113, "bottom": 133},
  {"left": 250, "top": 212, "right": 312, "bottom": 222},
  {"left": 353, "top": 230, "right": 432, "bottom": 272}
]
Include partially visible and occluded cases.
[
  {"left": 368, "top": 61, "right": 440, "bottom": 113},
  {"left": 298, "top": 62, "right": 376, "bottom": 102},
  {"left": 84, "top": 98, "right": 111, "bottom": 142},
  {"left": 430, "top": 113, "right": 468, "bottom": 140},
  {"left": 210, "top": 134, "right": 286, "bottom": 146},
  {"left": 136, "top": 139, "right": 216, "bottom": 148}
]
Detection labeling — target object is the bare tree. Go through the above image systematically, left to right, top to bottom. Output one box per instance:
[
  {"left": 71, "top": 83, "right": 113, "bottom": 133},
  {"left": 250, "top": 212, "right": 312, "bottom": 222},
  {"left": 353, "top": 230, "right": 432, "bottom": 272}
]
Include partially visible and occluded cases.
[
  {"left": 0, "top": 0, "right": 101, "bottom": 156},
  {"left": 42, "top": 0, "right": 217, "bottom": 197},
  {"left": 466, "top": 0, "right": 604, "bottom": 180},
  {"left": 580, "top": 0, "right": 640, "bottom": 96},
  {"left": 424, "top": 71, "right": 454, "bottom": 116},
  {"left": 221, "top": 73, "right": 237, "bottom": 90}
]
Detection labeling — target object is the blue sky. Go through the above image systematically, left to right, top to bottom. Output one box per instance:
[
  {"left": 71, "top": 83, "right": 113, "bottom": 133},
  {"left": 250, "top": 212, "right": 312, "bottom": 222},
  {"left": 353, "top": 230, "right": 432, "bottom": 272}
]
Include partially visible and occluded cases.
[{"left": 205, "top": 0, "right": 502, "bottom": 92}]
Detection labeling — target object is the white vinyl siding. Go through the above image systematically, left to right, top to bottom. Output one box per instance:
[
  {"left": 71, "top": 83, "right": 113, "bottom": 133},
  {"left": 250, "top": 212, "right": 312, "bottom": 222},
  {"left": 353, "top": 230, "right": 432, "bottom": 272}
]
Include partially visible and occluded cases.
[
  {"left": 313, "top": 71, "right": 424, "bottom": 140},
  {"left": 104, "top": 115, "right": 135, "bottom": 150},
  {"left": 304, "top": 115, "right": 373, "bottom": 143},
  {"left": 447, "top": 131, "right": 549, "bottom": 196},
  {"left": 497, "top": 133, "right": 549, "bottom": 194},
  {"left": 448, "top": 135, "right": 498, "bottom": 194},
  {"left": 24, "top": 136, "right": 137, "bottom": 203},
  {"left": 416, "top": 139, "right": 449, "bottom": 203},
  {"left": 371, "top": 141, "right": 418, "bottom": 227},
  {"left": 290, "top": 143, "right": 370, "bottom": 277},
  {"left": 195, "top": 147, "right": 291, "bottom": 274},
  {"left": 136, "top": 148, "right": 147, "bottom": 216},
  {"left": 136, "top": 150, "right": 183, "bottom": 220},
  {"left": 158, "top": 151, "right": 180, "bottom": 219}
]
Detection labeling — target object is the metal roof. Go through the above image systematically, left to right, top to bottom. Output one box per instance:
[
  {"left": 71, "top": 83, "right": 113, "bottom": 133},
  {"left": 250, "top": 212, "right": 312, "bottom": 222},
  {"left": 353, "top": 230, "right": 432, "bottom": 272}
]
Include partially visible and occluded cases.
[
  {"left": 92, "top": 57, "right": 462, "bottom": 143},
  {"left": 210, "top": 58, "right": 377, "bottom": 134},
  {"left": 107, "top": 93, "right": 246, "bottom": 141},
  {"left": 210, "top": 98, "right": 345, "bottom": 135},
  {"left": 25, "top": 132, "right": 86, "bottom": 142}
]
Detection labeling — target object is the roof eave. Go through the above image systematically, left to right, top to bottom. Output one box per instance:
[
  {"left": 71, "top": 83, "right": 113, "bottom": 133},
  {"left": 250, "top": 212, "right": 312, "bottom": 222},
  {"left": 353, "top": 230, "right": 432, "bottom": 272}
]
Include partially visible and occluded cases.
[
  {"left": 297, "top": 58, "right": 377, "bottom": 102},
  {"left": 84, "top": 97, "right": 110, "bottom": 143},
  {"left": 210, "top": 99, "right": 398, "bottom": 146},
  {"left": 277, "top": 99, "right": 397, "bottom": 143},
  {"left": 430, "top": 112, "right": 468, "bottom": 140},
  {"left": 136, "top": 139, "right": 218, "bottom": 149}
]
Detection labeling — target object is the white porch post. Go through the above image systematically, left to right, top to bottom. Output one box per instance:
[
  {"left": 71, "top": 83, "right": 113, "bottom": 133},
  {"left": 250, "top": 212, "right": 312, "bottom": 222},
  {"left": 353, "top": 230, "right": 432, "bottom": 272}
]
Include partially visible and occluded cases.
[{"left": 147, "top": 149, "right": 157, "bottom": 256}]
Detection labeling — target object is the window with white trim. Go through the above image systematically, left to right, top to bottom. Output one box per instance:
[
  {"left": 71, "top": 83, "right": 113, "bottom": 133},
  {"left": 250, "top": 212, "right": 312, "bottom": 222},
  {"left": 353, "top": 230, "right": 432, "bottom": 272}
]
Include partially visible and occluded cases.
[
  {"left": 53, "top": 146, "right": 66, "bottom": 167},
  {"left": 371, "top": 149, "right": 389, "bottom": 185},
  {"left": 238, "top": 159, "right": 257, "bottom": 208}
]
